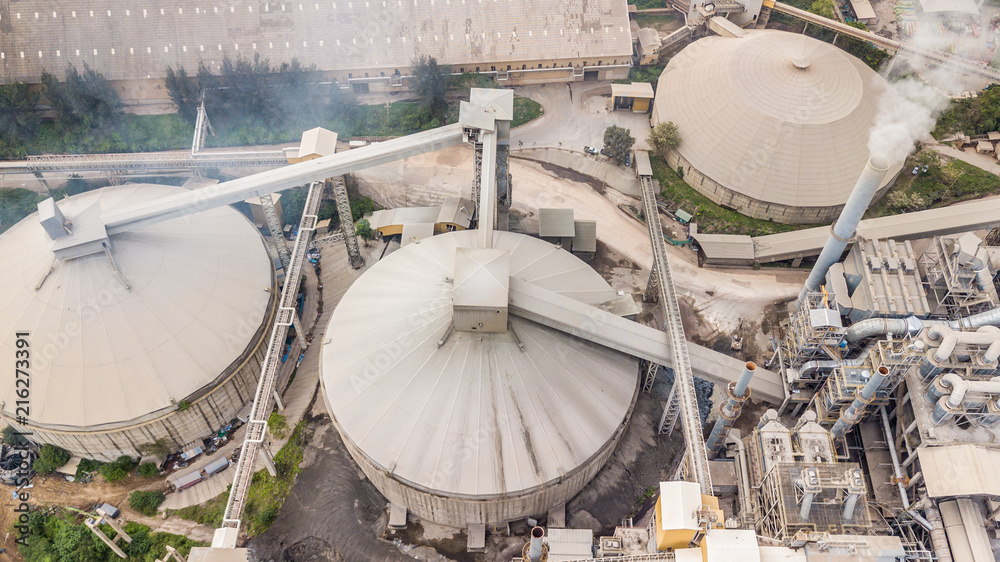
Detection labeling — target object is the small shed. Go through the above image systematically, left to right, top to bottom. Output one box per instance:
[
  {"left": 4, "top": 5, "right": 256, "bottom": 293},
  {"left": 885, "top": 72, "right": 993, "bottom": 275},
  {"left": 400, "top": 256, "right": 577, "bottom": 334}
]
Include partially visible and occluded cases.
[
  {"left": 847, "top": 0, "right": 877, "bottom": 22},
  {"left": 637, "top": 28, "right": 662, "bottom": 65},
  {"left": 611, "top": 82, "right": 655, "bottom": 113},
  {"left": 289, "top": 127, "right": 338, "bottom": 163},
  {"left": 976, "top": 140, "right": 994, "bottom": 154},
  {"left": 244, "top": 193, "right": 284, "bottom": 230},
  {"left": 539, "top": 208, "right": 576, "bottom": 248},
  {"left": 675, "top": 209, "right": 693, "bottom": 224},
  {"left": 315, "top": 218, "right": 332, "bottom": 235},
  {"left": 573, "top": 220, "right": 597, "bottom": 261},
  {"left": 453, "top": 248, "right": 510, "bottom": 333}
]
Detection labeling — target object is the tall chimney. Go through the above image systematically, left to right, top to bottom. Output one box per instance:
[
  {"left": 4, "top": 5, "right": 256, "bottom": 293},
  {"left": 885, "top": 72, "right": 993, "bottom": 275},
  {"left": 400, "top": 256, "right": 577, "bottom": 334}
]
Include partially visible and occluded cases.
[
  {"left": 798, "top": 157, "right": 890, "bottom": 305},
  {"left": 706, "top": 362, "right": 756, "bottom": 456}
]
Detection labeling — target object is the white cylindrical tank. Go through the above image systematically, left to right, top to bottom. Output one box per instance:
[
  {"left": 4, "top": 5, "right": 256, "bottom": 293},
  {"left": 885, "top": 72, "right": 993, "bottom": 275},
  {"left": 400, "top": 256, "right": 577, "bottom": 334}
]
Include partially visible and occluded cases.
[
  {"left": 0, "top": 184, "right": 274, "bottom": 461},
  {"left": 320, "top": 230, "right": 639, "bottom": 527}
]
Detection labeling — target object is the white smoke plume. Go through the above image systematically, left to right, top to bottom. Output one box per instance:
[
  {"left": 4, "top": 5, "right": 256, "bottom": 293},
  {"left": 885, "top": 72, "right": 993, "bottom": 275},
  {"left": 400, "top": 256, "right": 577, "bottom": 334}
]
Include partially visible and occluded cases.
[{"left": 867, "top": 78, "right": 950, "bottom": 164}]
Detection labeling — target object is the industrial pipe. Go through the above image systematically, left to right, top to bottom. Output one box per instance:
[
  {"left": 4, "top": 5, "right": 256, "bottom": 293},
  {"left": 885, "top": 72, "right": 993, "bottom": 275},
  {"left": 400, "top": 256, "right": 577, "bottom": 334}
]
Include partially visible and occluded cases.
[
  {"left": 798, "top": 156, "right": 890, "bottom": 305},
  {"left": 847, "top": 308, "right": 1000, "bottom": 343},
  {"left": 845, "top": 316, "right": 923, "bottom": 343},
  {"left": 927, "top": 325, "right": 1000, "bottom": 364},
  {"left": 706, "top": 362, "right": 757, "bottom": 456},
  {"left": 831, "top": 366, "right": 890, "bottom": 439},
  {"left": 877, "top": 410, "right": 937, "bottom": 532},
  {"left": 728, "top": 432, "right": 754, "bottom": 522},
  {"left": 797, "top": 467, "right": 821, "bottom": 521},
  {"left": 923, "top": 503, "right": 953, "bottom": 562},
  {"left": 528, "top": 526, "right": 544, "bottom": 562}
]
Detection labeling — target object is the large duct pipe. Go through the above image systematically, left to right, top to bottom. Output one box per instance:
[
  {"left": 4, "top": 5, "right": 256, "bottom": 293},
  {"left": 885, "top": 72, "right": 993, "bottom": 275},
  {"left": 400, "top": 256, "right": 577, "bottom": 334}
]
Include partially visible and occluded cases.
[
  {"left": 798, "top": 156, "right": 890, "bottom": 305},
  {"left": 846, "top": 308, "right": 1000, "bottom": 343},
  {"left": 845, "top": 316, "right": 923, "bottom": 343},
  {"left": 927, "top": 325, "right": 1000, "bottom": 365},
  {"left": 706, "top": 362, "right": 757, "bottom": 456},
  {"left": 831, "top": 366, "right": 890, "bottom": 439},
  {"left": 930, "top": 373, "right": 1000, "bottom": 410},
  {"left": 924, "top": 503, "right": 953, "bottom": 562},
  {"left": 528, "top": 526, "right": 544, "bottom": 562}
]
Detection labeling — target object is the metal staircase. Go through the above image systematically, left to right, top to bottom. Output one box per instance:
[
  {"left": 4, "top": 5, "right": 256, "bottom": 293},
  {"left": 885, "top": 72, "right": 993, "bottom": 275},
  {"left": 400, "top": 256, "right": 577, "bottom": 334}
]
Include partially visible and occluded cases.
[
  {"left": 638, "top": 172, "right": 712, "bottom": 495},
  {"left": 331, "top": 176, "right": 364, "bottom": 269},
  {"left": 219, "top": 181, "right": 323, "bottom": 542},
  {"left": 260, "top": 193, "right": 291, "bottom": 270}
]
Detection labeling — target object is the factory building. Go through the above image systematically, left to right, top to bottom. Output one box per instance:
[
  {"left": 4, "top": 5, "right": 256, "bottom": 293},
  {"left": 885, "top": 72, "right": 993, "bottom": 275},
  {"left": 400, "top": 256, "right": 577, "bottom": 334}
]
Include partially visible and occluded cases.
[
  {"left": 0, "top": 0, "right": 632, "bottom": 107},
  {"left": 651, "top": 30, "right": 904, "bottom": 224},
  {"left": 0, "top": 184, "right": 274, "bottom": 461}
]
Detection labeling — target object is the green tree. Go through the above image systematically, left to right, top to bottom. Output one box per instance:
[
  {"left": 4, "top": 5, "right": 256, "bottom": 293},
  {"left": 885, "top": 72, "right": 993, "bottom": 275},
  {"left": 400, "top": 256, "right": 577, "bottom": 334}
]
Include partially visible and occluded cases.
[
  {"left": 809, "top": 0, "right": 835, "bottom": 19},
  {"left": 410, "top": 55, "right": 450, "bottom": 120},
  {"left": 41, "top": 64, "right": 123, "bottom": 128},
  {"left": 165, "top": 66, "right": 199, "bottom": 122},
  {"left": 0, "top": 82, "right": 40, "bottom": 145},
  {"left": 648, "top": 121, "right": 681, "bottom": 160},
  {"left": 602, "top": 125, "right": 635, "bottom": 166},
  {"left": 355, "top": 218, "right": 376, "bottom": 243},
  {"left": 2, "top": 425, "right": 29, "bottom": 447},
  {"left": 33, "top": 444, "right": 70, "bottom": 474},
  {"left": 98, "top": 456, "right": 137, "bottom": 483},
  {"left": 137, "top": 462, "right": 159, "bottom": 478},
  {"left": 129, "top": 490, "right": 166, "bottom": 516}
]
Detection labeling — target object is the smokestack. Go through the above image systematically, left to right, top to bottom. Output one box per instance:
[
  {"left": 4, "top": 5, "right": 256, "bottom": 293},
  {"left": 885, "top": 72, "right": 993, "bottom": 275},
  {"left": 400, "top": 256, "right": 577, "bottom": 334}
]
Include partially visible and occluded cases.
[
  {"left": 797, "top": 157, "right": 890, "bottom": 305},
  {"left": 706, "top": 362, "right": 756, "bottom": 456},
  {"left": 831, "top": 366, "right": 890, "bottom": 439},
  {"left": 527, "top": 526, "right": 545, "bottom": 562}
]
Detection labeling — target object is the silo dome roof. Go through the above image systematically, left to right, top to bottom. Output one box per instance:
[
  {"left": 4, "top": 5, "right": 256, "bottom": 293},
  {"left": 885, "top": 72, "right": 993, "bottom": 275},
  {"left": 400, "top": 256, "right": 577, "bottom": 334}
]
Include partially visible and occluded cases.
[
  {"left": 652, "top": 30, "right": 904, "bottom": 208},
  {"left": 0, "top": 184, "right": 273, "bottom": 429},
  {"left": 321, "top": 230, "right": 638, "bottom": 498}
]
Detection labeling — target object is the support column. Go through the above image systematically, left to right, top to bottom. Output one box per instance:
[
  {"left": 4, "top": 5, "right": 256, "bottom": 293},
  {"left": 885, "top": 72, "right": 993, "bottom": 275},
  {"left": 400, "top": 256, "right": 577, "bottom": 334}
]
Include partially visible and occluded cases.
[
  {"left": 332, "top": 176, "right": 364, "bottom": 269},
  {"left": 260, "top": 193, "right": 291, "bottom": 270},
  {"left": 643, "top": 268, "right": 660, "bottom": 303},
  {"left": 259, "top": 448, "right": 277, "bottom": 477}
]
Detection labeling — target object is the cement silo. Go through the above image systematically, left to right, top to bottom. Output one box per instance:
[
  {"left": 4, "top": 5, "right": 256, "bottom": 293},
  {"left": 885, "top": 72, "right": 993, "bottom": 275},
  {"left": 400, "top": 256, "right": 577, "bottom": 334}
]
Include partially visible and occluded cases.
[
  {"left": 651, "top": 30, "right": 904, "bottom": 224},
  {"left": 0, "top": 184, "right": 275, "bottom": 461},
  {"left": 320, "top": 229, "right": 639, "bottom": 527}
]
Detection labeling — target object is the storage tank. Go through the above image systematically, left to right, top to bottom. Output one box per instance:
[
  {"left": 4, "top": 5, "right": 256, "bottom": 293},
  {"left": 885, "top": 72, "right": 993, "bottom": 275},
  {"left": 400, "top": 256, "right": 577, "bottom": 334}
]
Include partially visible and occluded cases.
[
  {"left": 650, "top": 30, "right": 904, "bottom": 224},
  {"left": 0, "top": 184, "right": 274, "bottom": 461},
  {"left": 320, "top": 229, "right": 639, "bottom": 527}
]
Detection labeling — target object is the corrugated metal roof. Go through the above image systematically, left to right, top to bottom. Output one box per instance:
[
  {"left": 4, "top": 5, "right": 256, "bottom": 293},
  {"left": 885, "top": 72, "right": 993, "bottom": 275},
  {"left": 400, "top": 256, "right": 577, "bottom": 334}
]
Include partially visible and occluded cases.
[
  {"left": 0, "top": 0, "right": 632, "bottom": 83},
  {"left": 847, "top": 0, "right": 877, "bottom": 18},
  {"left": 638, "top": 28, "right": 661, "bottom": 51},
  {"left": 652, "top": 30, "right": 903, "bottom": 209},
  {"left": 611, "top": 82, "right": 655, "bottom": 99},
  {"left": 636, "top": 150, "right": 653, "bottom": 177},
  {"left": 0, "top": 184, "right": 272, "bottom": 428},
  {"left": 437, "top": 197, "right": 474, "bottom": 228},
  {"left": 369, "top": 206, "right": 442, "bottom": 230},
  {"left": 539, "top": 208, "right": 576, "bottom": 237},
  {"left": 573, "top": 220, "right": 597, "bottom": 253},
  {"left": 400, "top": 223, "right": 435, "bottom": 246},
  {"left": 321, "top": 230, "right": 637, "bottom": 497},
  {"left": 694, "top": 233, "right": 755, "bottom": 261},
  {"left": 918, "top": 444, "right": 1000, "bottom": 497},
  {"left": 548, "top": 528, "right": 594, "bottom": 561}
]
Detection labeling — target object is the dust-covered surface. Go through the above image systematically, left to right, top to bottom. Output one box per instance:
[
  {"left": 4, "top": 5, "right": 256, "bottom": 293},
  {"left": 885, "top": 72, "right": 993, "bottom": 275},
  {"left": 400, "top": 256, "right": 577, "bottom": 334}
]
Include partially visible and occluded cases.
[
  {"left": 565, "top": 390, "right": 685, "bottom": 535},
  {"left": 249, "top": 416, "right": 413, "bottom": 562}
]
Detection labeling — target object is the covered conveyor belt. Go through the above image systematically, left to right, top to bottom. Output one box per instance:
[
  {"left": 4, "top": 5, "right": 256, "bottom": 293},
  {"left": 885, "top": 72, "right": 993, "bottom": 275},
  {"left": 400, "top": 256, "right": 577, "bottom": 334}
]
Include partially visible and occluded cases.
[
  {"left": 101, "top": 124, "right": 465, "bottom": 235},
  {"left": 697, "top": 198, "right": 1000, "bottom": 265},
  {"left": 508, "top": 277, "right": 786, "bottom": 403}
]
